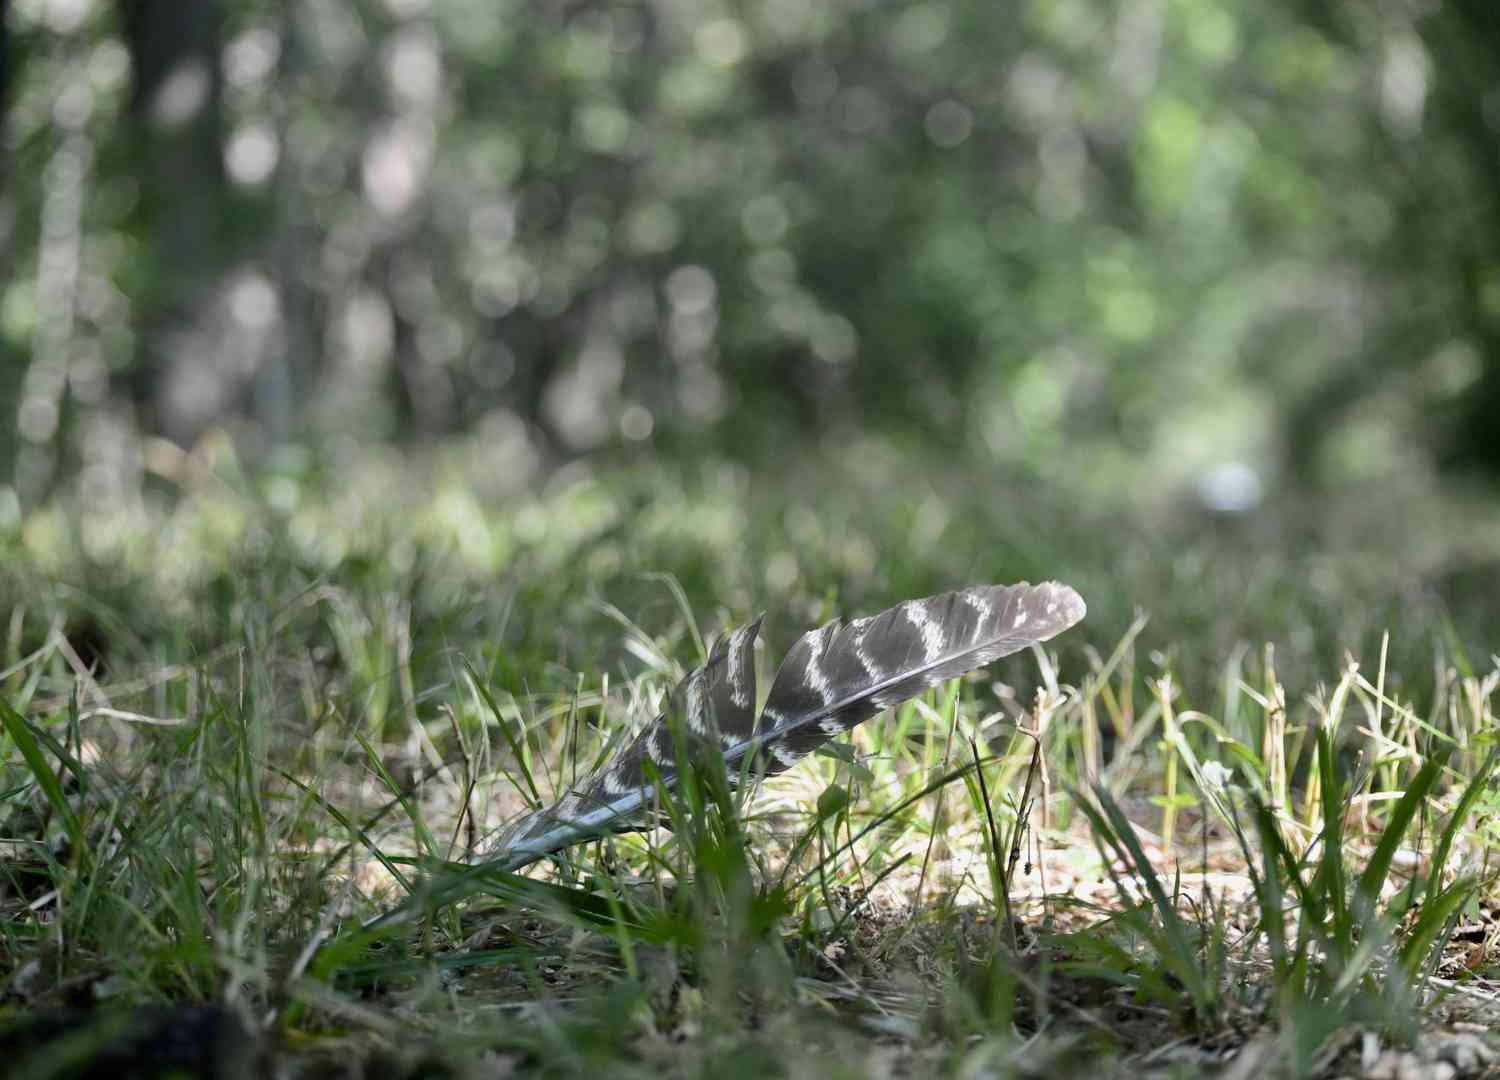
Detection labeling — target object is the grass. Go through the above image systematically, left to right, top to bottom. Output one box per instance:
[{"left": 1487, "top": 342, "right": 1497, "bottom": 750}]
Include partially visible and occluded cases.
[{"left": 1, "top": 443, "right": 1499, "bottom": 1077}]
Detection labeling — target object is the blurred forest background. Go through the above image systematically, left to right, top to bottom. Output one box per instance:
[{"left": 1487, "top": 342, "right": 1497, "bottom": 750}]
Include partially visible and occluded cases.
[{"left": 1, "top": 0, "right": 1498, "bottom": 686}]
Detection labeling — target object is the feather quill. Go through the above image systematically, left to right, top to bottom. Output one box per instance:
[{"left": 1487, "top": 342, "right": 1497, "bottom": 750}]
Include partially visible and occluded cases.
[{"left": 483, "top": 582, "right": 1085, "bottom": 872}]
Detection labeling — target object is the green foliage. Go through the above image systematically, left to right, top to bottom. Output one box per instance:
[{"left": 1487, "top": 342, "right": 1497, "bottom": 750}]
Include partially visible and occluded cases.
[
  {"left": 4, "top": 0, "right": 1500, "bottom": 503},
  {"left": 1, "top": 442, "right": 1498, "bottom": 1073},
  {"left": 0, "top": 695, "right": 85, "bottom": 859},
  {"left": 1074, "top": 787, "right": 1223, "bottom": 1026}
]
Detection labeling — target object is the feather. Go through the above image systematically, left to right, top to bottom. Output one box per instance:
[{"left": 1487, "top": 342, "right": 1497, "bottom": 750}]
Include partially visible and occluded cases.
[{"left": 484, "top": 582, "right": 1085, "bottom": 871}]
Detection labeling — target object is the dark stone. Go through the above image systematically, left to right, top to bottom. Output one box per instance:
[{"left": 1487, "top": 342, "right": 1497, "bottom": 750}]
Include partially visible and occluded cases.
[{"left": 0, "top": 1004, "right": 258, "bottom": 1080}]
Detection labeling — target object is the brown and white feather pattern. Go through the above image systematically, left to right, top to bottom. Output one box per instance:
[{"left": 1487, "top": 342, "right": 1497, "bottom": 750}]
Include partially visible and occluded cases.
[{"left": 485, "top": 582, "right": 1085, "bottom": 871}]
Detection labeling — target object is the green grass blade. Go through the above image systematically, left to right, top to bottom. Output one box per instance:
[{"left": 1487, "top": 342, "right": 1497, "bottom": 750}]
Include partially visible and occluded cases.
[
  {"left": 464, "top": 657, "right": 542, "bottom": 807},
  {"left": 0, "top": 696, "right": 83, "bottom": 854},
  {"left": 1313, "top": 725, "right": 1348, "bottom": 938},
  {"left": 352, "top": 726, "right": 440, "bottom": 857},
  {"left": 1356, "top": 746, "right": 1449, "bottom": 915},
  {"left": 1425, "top": 746, "right": 1499, "bottom": 908},
  {"left": 269, "top": 764, "right": 413, "bottom": 893},
  {"left": 1078, "top": 785, "right": 1214, "bottom": 1017},
  {"left": 1400, "top": 877, "right": 1474, "bottom": 980}
]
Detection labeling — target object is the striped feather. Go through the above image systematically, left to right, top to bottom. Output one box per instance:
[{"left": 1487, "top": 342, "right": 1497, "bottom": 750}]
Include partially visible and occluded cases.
[{"left": 485, "top": 582, "right": 1084, "bottom": 871}]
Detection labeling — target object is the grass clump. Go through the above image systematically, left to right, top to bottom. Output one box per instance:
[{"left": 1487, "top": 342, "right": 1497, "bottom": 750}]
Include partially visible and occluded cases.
[{"left": 1, "top": 456, "right": 1498, "bottom": 1077}]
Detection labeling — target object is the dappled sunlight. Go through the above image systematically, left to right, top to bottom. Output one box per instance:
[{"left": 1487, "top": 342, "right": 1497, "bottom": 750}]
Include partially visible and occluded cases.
[{"left": 3, "top": 0, "right": 1500, "bottom": 1073}]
